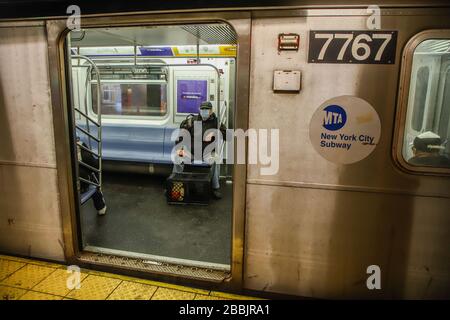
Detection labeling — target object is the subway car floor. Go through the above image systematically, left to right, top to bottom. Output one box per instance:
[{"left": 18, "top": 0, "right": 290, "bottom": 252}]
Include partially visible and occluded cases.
[{"left": 79, "top": 171, "right": 232, "bottom": 266}]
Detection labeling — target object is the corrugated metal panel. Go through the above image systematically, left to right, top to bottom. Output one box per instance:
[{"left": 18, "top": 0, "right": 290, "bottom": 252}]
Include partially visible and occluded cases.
[
  {"left": 180, "top": 24, "right": 237, "bottom": 44},
  {"left": 416, "top": 39, "right": 450, "bottom": 53}
]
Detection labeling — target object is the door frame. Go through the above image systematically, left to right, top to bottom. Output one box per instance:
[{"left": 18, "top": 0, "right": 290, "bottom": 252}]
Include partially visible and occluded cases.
[{"left": 46, "top": 11, "right": 251, "bottom": 290}]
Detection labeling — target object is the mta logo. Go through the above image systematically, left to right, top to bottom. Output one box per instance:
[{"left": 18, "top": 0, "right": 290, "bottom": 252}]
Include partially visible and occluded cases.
[{"left": 322, "top": 105, "right": 347, "bottom": 131}]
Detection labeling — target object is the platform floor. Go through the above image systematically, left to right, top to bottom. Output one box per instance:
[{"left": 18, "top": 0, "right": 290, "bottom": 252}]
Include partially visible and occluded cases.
[
  {"left": 80, "top": 172, "right": 232, "bottom": 265},
  {"left": 0, "top": 255, "right": 258, "bottom": 300}
]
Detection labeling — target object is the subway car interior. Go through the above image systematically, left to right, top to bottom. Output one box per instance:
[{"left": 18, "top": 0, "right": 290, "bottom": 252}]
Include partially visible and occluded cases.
[{"left": 67, "top": 23, "right": 237, "bottom": 272}]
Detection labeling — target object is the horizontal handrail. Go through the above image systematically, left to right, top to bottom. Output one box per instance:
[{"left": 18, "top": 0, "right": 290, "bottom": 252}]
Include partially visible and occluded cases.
[
  {"left": 75, "top": 108, "right": 100, "bottom": 127},
  {"left": 76, "top": 125, "right": 100, "bottom": 143},
  {"left": 77, "top": 142, "right": 100, "bottom": 159},
  {"left": 78, "top": 160, "right": 100, "bottom": 174},
  {"left": 79, "top": 177, "right": 100, "bottom": 188}
]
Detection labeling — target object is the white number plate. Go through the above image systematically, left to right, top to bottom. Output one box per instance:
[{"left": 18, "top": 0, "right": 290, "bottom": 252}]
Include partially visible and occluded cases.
[{"left": 308, "top": 31, "right": 398, "bottom": 64}]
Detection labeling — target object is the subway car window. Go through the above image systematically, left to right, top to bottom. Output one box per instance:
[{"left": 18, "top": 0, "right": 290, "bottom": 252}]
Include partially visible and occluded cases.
[
  {"left": 403, "top": 39, "right": 450, "bottom": 169},
  {"left": 91, "top": 83, "right": 168, "bottom": 117}
]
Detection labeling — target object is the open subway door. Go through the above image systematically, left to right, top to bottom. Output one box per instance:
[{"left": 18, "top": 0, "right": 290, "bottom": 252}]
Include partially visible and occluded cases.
[{"left": 60, "top": 21, "right": 244, "bottom": 285}]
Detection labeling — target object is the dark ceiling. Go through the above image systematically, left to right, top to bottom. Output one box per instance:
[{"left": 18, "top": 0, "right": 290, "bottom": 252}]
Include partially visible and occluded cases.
[{"left": 0, "top": 0, "right": 449, "bottom": 20}]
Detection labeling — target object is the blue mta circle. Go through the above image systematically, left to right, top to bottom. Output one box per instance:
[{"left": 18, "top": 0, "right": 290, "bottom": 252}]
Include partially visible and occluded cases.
[{"left": 322, "top": 104, "right": 347, "bottom": 131}]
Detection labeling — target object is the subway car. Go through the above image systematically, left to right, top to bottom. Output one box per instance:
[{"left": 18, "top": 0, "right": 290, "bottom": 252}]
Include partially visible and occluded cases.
[{"left": 0, "top": 0, "right": 449, "bottom": 299}]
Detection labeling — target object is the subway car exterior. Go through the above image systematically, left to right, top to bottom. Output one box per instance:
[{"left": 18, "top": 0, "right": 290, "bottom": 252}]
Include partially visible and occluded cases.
[{"left": 0, "top": 0, "right": 449, "bottom": 299}]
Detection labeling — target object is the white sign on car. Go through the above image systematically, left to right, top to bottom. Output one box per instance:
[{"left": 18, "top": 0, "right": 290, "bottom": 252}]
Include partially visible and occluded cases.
[{"left": 309, "top": 95, "right": 381, "bottom": 164}]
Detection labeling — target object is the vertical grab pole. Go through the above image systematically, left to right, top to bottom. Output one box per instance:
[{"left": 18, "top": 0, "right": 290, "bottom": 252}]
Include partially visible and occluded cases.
[
  {"left": 196, "top": 26, "right": 200, "bottom": 64},
  {"left": 134, "top": 42, "right": 137, "bottom": 66},
  {"left": 84, "top": 65, "right": 92, "bottom": 150},
  {"left": 95, "top": 65, "right": 102, "bottom": 189},
  {"left": 216, "top": 68, "right": 223, "bottom": 165},
  {"left": 217, "top": 72, "right": 221, "bottom": 129}
]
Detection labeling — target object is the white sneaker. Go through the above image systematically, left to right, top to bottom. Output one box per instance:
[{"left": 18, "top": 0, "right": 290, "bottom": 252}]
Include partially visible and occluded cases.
[{"left": 97, "top": 206, "right": 107, "bottom": 216}]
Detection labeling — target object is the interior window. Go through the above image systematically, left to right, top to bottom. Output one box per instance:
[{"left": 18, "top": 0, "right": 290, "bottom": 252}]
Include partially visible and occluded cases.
[
  {"left": 402, "top": 39, "right": 450, "bottom": 169},
  {"left": 92, "top": 83, "right": 167, "bottom": 117}
]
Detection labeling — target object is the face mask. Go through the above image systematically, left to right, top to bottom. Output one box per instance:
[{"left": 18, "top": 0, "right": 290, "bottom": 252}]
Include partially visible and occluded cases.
[{"left": 200, "top": 109, "right": 210, "bottom": 120}]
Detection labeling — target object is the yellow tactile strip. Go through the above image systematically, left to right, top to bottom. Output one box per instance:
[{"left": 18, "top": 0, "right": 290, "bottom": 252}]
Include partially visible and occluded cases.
[
  {"left": 0, "top": 255, "right": 260, "bottom": 300},
  {"left": 0, "top": 259, "right": 25, "bottom": 281},
  {"left": 2, "top": 264, "right": 55, "bottom": 290},
  {"left": 33, "top": 269, "right": 89, "bottom": 297},
  {"left": 67, "top": 275, "right": 122, "bottom": 300},
  {"left": 107, "top": 281, "right": 157, "bottom": 300},
  {"left": 0, "top": 285, "right": 28, "bottom": 300},
  {"left": 151, "top": 287, "right": 196, "bottom": 300},
  {"left": 20, "top": 291, "right": 63, "bottom": 300}
]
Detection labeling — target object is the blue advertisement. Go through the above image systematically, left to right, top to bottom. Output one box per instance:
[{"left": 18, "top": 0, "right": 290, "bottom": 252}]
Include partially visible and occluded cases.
[
  {"left": 139, "top": 47, "right": 174, "bottom": 56},
  {"left": 176, "top": 79, "right": 208, "bottom": 114}
]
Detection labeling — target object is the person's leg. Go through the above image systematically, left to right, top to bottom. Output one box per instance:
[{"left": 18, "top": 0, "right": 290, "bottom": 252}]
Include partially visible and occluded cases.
[
  {"left": 172, "top": 163, "right": 184, "bottom": 174},
  {"left": 211, "top": 163, "right": 222, "bottom": 199},
  {"left": 211, "top": 163, "right": 220, "bottom": 189},
  {"left": 92, "top": 188, "right": 107, "bottom": 215}
]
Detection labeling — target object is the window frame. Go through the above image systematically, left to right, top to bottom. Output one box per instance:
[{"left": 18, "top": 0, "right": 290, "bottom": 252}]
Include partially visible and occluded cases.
[
  {"left": 394, "top": 29, "right": 450, "bottom": 176},
  {"left": 89, "top": 79, "right": 170, "bottom": 120}
]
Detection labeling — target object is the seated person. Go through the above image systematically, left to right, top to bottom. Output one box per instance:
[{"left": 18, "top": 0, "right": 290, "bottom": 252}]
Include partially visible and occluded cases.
[
  {"left": 172, "top": 101, "right": 226, "bottom": 199},
  {"left": 408, "top": 131, "right": 450, "bottom": 167},
  {"left": 76, "top": 137, "right": 107, "bottom": 215}
]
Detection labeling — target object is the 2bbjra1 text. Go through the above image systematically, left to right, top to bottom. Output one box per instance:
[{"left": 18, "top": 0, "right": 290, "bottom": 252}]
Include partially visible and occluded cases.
[{"left": 179, "top": 304, "right": 270, "bottom": 318}]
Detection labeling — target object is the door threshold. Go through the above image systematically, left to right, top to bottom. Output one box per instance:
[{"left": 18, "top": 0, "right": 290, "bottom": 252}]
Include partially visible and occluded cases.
[{"left": 78, "top": 246, "right": 231, "bottom": 282}]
